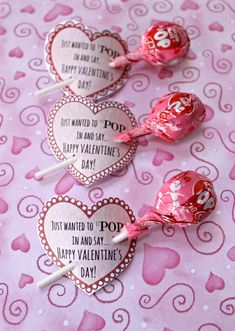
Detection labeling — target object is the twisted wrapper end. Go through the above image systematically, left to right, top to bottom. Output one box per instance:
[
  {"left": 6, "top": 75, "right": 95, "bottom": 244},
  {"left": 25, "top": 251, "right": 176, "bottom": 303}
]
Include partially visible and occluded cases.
[
  {"left": 109, "top": 49, "right": 144, "bottom": 68},
  {"left": 115, "top": 125, "right": 151, "bottom": 143},
  {"left": 112, "top": 209, "right": 164, "bottom": 243},
  {"left": 125, "top": 223, "right": 149, "bottom": 240}
]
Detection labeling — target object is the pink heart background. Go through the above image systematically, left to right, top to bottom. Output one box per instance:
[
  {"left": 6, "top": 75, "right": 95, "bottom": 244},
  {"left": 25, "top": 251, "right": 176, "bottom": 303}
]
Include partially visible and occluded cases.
[
  {"left": 181, "top": 0, "right": 199, "bottom": 11},
  {"left": 1, "top": 1, "right": 234, "bottom": 330},
  {"left": 44, "top": 4, "right": 73, "bottom": 22},
  {"left": 20, "top": 5, "right": 35, "bottom": 14},
  {"left": 208, "top": 21, "right": 224, "bottom": 32},
  {"left": 0, "top": 26, "right": 6, "bottom": 35},
  {"left": 8, "top": 47, "right": 24, "bottom": 58},
  {"left": 14, "top": 71, "right": 26, "bottom": 80},
  {"left": 11, "top": 136, "right": 31, "bottom": 154},
  {"left": 153, "top": 148, "right": 174, "bottom": 166},
  {"left": 0, "top": 197, "right": 8, "bottom": 214},
  {"left": 11, "top": 233, "right": 30, "bottom": 253},
  {"left": 142, "top": 244, "right": 180, "bottom": 285},
  {"left": 205, "top": 272, "right": 225, "bottom": 293},
  {"left": 18, "top": 273, "right": 34, "bottom": 289},
  {"left": 77, "top": 311, "right": 105, "bottom": 331}
]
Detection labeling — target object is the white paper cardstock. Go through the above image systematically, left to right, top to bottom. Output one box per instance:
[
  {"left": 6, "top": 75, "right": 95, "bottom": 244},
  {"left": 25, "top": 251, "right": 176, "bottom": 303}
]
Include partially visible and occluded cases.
[
  {"left": 45, "top": 21, "right": 130, "bottom": 99},
  {"left": 47, "top": 95, "right": 138, "bottom": 185},
  {"left": 38, "top": 196, "right": 136, "bottom": 295}
]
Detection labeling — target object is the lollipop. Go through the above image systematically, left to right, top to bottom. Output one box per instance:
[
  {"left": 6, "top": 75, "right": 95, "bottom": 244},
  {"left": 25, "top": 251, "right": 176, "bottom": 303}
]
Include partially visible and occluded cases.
[
  {"left": 110, "top": 21, "right": 190, "bottom": 68},
  {"left": 115, "top": 92, "right": 205, "bottom": 143},
  {"left": 113, "top": 170, "right": 217, "bottom": 243}
]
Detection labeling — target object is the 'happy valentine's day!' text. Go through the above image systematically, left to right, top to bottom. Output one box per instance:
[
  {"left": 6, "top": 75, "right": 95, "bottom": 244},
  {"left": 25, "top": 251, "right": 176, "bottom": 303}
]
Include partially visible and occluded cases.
[{"left": 51, "top": 219, "right": 124, "bottom": 279}]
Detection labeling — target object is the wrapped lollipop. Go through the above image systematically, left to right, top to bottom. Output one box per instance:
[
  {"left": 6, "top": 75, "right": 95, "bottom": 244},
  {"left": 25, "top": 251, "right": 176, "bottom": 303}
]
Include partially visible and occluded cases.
[
  {"left": 110, "top": 21, "right": 190, "bottom": 68},
  {"left": 115, "top": 92, "right": 205, "bottom": 144},
  {"left": 113, "top": 171, "right": 217, "bottom": 243}
]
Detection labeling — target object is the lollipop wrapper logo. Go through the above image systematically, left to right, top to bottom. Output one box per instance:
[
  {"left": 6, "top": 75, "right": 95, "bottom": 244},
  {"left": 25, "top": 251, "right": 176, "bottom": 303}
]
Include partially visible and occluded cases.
[
  {"left": 45, "top": 20, "right": 130, "bottom": 99},
  {"left": 142, "top": 22, "right": 190, "bottom": 66},
  {"left": 146, "top": 25, "right": 182, "bottom": 51},
  {"left": 145, "top": 92, "right": 205, "bottom": 142},
  {"left": 167, "top": 92, "right": 194, "bottom": 118},
  {"left": 47, "top": 95, "right": 138, "bottom": 185},
  {"left": 154, "top": 171, "right": 216, "bottom": 226},
  {"left": 184, "top": 179, "right": 216, "bottom": 222},
  {"left": 38, "top": 196, "right": 136, "bottom": 295}
]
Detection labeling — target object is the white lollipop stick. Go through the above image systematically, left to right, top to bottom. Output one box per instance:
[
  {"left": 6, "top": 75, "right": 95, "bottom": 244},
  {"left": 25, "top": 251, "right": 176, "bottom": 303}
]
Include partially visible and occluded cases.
[
  {"left": 109, "top": 62, "right": 116, "bottom": 68},
  {"left": 35, "top": 78, "right": 75, "bottom": 96},
  {"left": 35, "top": 156, "right": 77, "bottom": 179},
  {"left": 112, "top": 228, "right": 128, "bottom": 244},
  {"left": 37, "top": 262, "right": 76, "bottom": 289}
]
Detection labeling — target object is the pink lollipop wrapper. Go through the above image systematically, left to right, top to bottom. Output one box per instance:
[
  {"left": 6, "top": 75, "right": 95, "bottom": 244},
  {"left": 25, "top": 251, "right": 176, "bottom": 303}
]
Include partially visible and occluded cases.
[
  {"left": 110, "top": 21, "right": 190, "bottom": 68},
  {"left": 116, "top": 92, "right": 206, "bottom": 143},
  {"left": 122, "top": 170, "right": 217, "bottom": 240}
]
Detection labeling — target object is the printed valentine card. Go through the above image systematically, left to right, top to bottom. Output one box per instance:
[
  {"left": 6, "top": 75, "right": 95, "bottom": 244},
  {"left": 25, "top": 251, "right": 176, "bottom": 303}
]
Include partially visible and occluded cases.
[
  {"left": 45, "top": 20, "right": 130, "bottom": 99},
  {"left": 47, "top": 95, "right": 138, "bottom": 185},
  {"left": 38, "top": 196, "right": 136, "bottom": 295}
]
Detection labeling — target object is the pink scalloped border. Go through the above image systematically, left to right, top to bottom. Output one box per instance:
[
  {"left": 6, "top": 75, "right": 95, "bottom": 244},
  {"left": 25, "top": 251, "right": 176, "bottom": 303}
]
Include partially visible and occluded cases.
[
  {"left": 45, "top": 20, "right": 130, "bottom": 99},
  {"left": 47, "top": 94, "right": 138, "bottom": 185},
  {"left": 38, "top": 196, "right": 137, "bottom": 295}
]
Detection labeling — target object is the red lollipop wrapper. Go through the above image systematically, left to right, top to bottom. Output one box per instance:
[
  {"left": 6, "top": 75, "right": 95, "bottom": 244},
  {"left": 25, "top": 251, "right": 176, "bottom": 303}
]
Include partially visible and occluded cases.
[
  {"left": 110, "top": 21, "right": 190, "bottom": 68},
  {"left": 116, "top": 92, "right": 205, "bottom": 143},
  {"left": 113, "top": 171, "right": 217, "bottom": 242}
]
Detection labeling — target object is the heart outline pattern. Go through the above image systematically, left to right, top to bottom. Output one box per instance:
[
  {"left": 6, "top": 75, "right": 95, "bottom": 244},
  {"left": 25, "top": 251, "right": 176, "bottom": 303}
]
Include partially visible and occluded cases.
[
  {"left": 45, "top": 20, "right": 130, "bottom": 99},
  {"left": 47, "top": 95, "right": 138, "bottom": 185},
  {"left": 38, "top": 196, "right": 137, "bottom": 295}
]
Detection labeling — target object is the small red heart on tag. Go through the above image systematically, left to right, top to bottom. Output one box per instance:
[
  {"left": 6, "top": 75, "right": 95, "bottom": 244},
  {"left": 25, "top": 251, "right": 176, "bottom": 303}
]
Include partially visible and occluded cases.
[
  {"left": 45, "top": 21, "right": 130, "bottom": 99},
  {"left": 48, "top": 95, "right": 138, "bottom": 185},
  {"left": 38, "top": 196, "right": 136, "bottom": 295}
]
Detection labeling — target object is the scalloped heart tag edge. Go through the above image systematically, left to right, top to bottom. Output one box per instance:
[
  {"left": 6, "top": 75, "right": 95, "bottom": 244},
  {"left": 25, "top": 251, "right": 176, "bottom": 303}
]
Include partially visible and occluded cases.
[
  {"left": 44, "top": 20, "right": 130, "bottom": 99},
  {"left": 47, "top": 95, "right": 138, "bottom": 186},
  {"left": 38, "top": 196, "right": 136, "bottom": 295}
]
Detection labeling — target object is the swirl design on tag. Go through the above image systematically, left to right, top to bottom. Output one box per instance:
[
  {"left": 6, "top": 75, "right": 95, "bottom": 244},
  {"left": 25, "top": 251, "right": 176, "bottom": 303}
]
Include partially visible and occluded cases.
[{"left": 38, "top": 196, "right": 136, "bottom": 295}]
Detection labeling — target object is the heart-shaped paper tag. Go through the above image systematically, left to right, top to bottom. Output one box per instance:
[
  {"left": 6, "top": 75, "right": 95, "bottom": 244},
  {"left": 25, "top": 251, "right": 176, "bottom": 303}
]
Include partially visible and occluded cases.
[
  {"left": 45, "top": 21, "right": 130, "bottom": 99},
  {"left": 47, "top": 95, "right": 138, "bottom": 185},
  {"left": 38, "top": 196, "right": 136, "bottom": 295}
]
